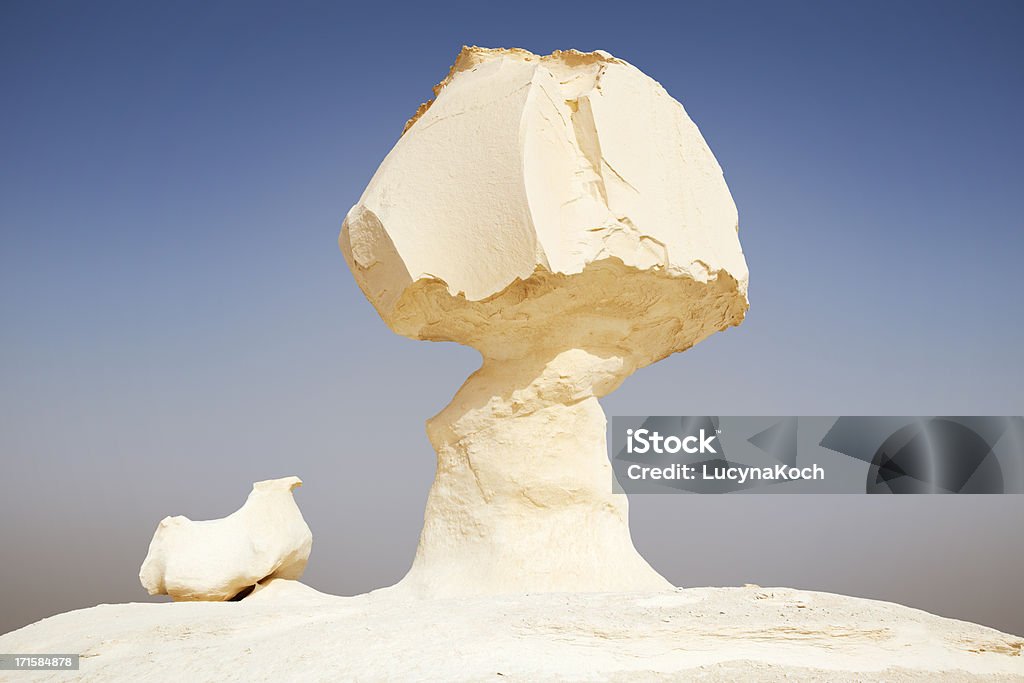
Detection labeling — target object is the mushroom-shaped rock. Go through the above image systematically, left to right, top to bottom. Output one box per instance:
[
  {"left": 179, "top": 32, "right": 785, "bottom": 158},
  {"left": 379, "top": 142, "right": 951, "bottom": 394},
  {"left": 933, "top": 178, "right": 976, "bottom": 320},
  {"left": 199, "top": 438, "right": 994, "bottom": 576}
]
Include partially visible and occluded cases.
[
  {"left": 341, "top": 47, "right": 748, "bottom": 596},
  {"left": 139, "top": 476, "right": 312, "bottom": 601}
]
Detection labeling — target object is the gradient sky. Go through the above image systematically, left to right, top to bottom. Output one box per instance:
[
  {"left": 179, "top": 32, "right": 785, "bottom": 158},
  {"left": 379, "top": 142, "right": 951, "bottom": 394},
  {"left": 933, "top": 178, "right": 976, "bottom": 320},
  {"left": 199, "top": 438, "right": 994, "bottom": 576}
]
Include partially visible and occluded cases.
[{"left": 1, "top": 1, "right": 1022, "bottom": 637}]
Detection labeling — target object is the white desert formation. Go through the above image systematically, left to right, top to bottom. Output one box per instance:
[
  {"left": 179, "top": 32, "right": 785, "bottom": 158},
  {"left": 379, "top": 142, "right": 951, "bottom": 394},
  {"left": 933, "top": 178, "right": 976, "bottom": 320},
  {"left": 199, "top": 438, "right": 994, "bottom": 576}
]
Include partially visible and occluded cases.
[
  {"left": 340, "top": 46, "right": 748, "bottom": 596},
  {"left": 4, "top": 47, "right": 1021, "bottom": 683},
  {"left": 139, "top": 476, "right": 312, "bottom": 601}
]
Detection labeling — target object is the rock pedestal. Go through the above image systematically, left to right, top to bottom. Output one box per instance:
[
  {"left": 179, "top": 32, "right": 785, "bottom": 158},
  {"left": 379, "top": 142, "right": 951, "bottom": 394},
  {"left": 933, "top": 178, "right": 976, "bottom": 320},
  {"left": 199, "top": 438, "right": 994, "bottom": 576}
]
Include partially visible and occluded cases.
[{"left": 341, "top": 47, "right": 749, "bottom": 595}]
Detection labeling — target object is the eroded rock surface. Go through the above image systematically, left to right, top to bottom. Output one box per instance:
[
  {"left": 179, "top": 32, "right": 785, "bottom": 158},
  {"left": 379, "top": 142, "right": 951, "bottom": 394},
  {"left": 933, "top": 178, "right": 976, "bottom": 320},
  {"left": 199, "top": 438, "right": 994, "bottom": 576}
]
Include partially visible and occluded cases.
[
  {"left": 342, "top": 46, "right": 747, "bottom": 349},
  {"left": 340, "top": 47, "right": 748, "bottom": 596},
  {"left": 139, "top": 476, "right": 312, "bottom": 601}
]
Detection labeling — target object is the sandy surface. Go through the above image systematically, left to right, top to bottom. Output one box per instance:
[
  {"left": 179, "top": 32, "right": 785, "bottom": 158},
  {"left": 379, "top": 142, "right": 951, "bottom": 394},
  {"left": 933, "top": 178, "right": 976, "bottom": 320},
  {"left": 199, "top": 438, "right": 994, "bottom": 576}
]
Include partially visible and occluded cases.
[{"left": 1, "top": 581, "right": 1021, "bottom": 682}]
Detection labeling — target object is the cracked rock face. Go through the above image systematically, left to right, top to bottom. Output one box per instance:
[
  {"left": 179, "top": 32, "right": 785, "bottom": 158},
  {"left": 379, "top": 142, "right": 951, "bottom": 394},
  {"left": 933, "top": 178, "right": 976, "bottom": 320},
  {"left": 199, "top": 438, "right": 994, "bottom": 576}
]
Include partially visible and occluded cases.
[
  {"left": 340, "top": 47, "right": 748, "bottom": 596},
  {"left": 139, "top": 477, "right": 312, "bottom": 601}
]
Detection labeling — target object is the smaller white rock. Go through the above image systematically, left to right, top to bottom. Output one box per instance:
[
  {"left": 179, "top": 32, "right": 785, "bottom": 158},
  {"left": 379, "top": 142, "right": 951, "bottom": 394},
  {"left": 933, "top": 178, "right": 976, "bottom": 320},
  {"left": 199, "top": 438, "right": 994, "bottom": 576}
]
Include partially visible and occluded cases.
[{"left": 139, "top": 476, "right": 312, "bottom": 601}]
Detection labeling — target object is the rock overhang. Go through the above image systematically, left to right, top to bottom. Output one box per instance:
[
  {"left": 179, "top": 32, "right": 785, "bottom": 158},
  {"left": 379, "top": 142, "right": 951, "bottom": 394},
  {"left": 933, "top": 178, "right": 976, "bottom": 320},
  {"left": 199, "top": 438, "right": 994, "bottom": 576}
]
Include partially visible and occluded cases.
[{"left": 341, "top": 45, "right": 748, "bottom": 362}]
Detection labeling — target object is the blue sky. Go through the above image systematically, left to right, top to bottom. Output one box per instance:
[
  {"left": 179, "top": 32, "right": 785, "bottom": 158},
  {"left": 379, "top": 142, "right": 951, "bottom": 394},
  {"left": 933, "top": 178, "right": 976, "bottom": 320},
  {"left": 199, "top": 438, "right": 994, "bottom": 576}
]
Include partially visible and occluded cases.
[{"left": 1, "top": 0, "right": 1022, "bottom": 635}]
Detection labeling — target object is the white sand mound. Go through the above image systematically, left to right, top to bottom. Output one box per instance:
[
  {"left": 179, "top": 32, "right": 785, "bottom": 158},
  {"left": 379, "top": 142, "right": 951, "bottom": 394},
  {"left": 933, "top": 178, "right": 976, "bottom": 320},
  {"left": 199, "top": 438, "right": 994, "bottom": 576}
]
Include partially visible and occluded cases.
[{"left": 2, "top": 581, "right": 1020, "bottom": 681}]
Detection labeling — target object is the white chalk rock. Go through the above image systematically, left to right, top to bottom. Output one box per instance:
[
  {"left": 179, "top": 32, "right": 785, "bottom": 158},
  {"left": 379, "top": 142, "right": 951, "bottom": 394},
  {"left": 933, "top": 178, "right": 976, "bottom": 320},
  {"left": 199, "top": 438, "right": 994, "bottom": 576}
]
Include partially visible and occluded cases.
[
  {"left": 341, "top": 45, "right": 747, "bottom": 362},
  {"left": 341, "top": 47, "right": 749, "bottom": 597},
  {"left": 139, "top": 476, "right": 312, "bottom": 601}
]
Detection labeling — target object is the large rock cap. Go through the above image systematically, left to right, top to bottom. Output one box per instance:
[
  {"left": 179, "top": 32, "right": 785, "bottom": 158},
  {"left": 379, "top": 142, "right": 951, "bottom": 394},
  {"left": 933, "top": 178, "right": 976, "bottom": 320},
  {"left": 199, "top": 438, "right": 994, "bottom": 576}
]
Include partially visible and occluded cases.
[{"left": 341, "top": 46, "right": 748, "bottom": 364}]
